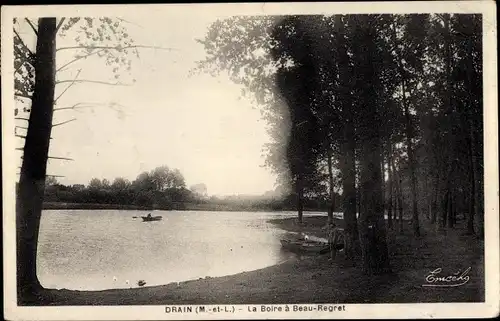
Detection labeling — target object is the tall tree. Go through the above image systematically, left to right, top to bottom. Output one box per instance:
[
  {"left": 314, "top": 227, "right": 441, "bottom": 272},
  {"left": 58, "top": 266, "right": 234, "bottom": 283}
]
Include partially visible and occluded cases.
[
  {"left": 452, "top": 14, "right": 483, "bottom": 235},
  {"left": 333, "top": 15, "right": 359, "bottom": 249},
  {"left": 351, "top": 15, "right": 391, "bottom": 274},
  {"left": 389, "top": 15, "right": 429, "bottom": 236},
  {"left": 194, "top": 16, "right": 324, "bottom": 223},
  {"left": 270, "top": 16, "right": 323, "bottom": 223},
  {"left": 302, "top": 16, "right": 340, "bottom": 224},
  {"left": 14, "top": 17, "right": 170, "bottom": 302},
  {"left": 16, "top": 18, "right": 57, "bottom": 302},
  {"left": 386, "top": 149, "right": 394, "bottom": 229},
  {"left": 150, "top": 165, "right": 171, "bottom": 191},
  {"left": 133, "top": 171, "right": 155, "bottom": 192},
  {"left": 88, "top": 177, "right": 103, "bottom": 190},
  {"left": 111, "top": 177, "right": 131, "bottom": 191}
]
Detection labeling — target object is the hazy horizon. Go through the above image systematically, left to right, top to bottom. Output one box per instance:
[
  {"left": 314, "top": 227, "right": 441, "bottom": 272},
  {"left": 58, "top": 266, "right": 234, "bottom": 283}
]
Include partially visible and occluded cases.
[{"left": 14, "top": 16, "right": 280, "bottom": 196}]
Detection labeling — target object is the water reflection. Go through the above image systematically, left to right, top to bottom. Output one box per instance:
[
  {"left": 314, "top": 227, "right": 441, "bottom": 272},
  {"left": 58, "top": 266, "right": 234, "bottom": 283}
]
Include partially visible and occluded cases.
[{"left": 37, "top": 210, "right": 297, "bottom": 291}]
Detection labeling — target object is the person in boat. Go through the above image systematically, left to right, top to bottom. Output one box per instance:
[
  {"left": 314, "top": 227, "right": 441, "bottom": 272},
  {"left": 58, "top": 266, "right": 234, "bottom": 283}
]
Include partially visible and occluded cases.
[{"left": 147, "top": 213, "right": 152, "bottom": 218}]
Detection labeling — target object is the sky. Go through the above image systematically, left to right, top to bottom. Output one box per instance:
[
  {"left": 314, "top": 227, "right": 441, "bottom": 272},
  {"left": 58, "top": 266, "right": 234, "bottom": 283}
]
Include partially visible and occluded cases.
[{"left": 14, "top": 15, "right": 279, "bottom": 196}]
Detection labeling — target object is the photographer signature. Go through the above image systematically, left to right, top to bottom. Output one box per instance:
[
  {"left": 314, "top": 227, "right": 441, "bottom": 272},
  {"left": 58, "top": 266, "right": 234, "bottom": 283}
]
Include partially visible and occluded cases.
[{"left": 422, "top": 267, "right": 471, "bottom": 287}]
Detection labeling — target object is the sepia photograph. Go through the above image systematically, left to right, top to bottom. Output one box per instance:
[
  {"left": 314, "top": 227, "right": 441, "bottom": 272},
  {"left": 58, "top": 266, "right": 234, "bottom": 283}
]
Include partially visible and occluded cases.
[{"left": 2, "top": 2, "right": 498, "bottom": 320}]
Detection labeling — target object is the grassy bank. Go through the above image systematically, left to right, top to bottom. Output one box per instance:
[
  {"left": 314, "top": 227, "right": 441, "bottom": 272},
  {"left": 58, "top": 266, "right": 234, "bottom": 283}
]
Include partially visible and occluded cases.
[{"left": 28, "top": 216, "right": 483, "bottom": 306}]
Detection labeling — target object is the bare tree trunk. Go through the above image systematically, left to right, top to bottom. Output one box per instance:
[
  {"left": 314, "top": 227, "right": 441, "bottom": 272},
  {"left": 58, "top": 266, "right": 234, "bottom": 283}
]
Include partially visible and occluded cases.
[
  {"left": 441, "top": 14, "right": 456, "bottom": 231},
  {"left": 335, "top": 15, "right": 358, "bottom": 256},
  {"left": 17, "top": 18, "right": 57, "bottom": 304},
  {"left": 355, "top": 18, "right": 390, "bottom": 275},
  {"left": 391, "top": 21, "right": 420, "bottom": 237},
  {"left": 465, "top": 33, "right": 478, "bottom": 236},
  {"left": 401, "top": 72, "right": 420, "bottom": 237},
  {"left": 474, "top": 117, "right": 484, "bottom": 238},
  {"left": 465, "top": 122, "right": 476, "bottom": 234},
  {"left": 340, "top": 137, "right": 358, "bottom": 257},
  {"left": 359, "top": 138, "right": 391, "bottom": 274},
  {"left": 387, "top": 147, "right": 394, "bottom": 229},
  {"left": 327, "top": 148, "right": 335, "bottom": 224},
  {"left": 381, "top": 151, "right": 386, "bottom": 218},
  {"left": 390, "top": 157, "right": 404, "bottom": 233},
  {"left": 392, "top": 164, "right": 398, "bottom": 225},
  {"left": 430, "top": 171, "right": 439, "bottom": 224},
  {"left": 476, "top": 174, "right": 484, "bottom": 238},
  {"left": 296, "top": 176, "right": 304, "bottom": 224},
  {"left": 425, "top": 177, "right": 431, "bottom": 220},
  {"left": 397, "top": 179, "right": 404, "bottom": 232},
  {"left": 440, "top": 185, "right": 449, "bottom": 229},
  {"left": 447, "top": 187, "right": 455, "bottom": 228},
  {"left": 393, "top": 188, "right": 398, "bottom": 224},
  {"left": 453, "top": 190, "right": 459, "bottom": 225}
]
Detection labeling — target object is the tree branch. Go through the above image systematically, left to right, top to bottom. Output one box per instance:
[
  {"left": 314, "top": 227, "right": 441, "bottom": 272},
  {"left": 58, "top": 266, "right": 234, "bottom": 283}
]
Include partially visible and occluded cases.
[
  {"left": 435, "top": 14, "right": 446, "bottom": 23},
  {"left": 55, "top": 17, "right": 66, "bottom": 34},
  {"left": 25, "top": 18, "right": 38, "bottom": 35},
  {"left": 117, "top": 18, "right": 143, "bottom": 29},
  {"left": 13, "top": 28, "right": 34, "bottom": 57},
  {"left": 56, "top": 44, "right": 179, "bottom": 52},
  {"left": 14, "top": 45, "right": 33, "bottom": 67},
  {"left": 56, "top": 48, "right": 107, "bottom": 72},
  {"left": 15, "top": 63, "right": 26, "bottom": 74},
  {"left": 54, "top": 69, "right": 82, "bottom": 102},
  {"left": 55, "top": 79, "right": 132, "bottom": 86},
  {"left": 15, "top": 93, "right": 32, "bottom": 100},
  {"left": 54, "top": 102, "right": 94, "bottom": 111},
  {"left": 52, "top": 118, "right": 77, "bottom": 127},
  {"left": 16, "top": 134, "right": 53, "bottom": 140},
  {"left": 21, "top": 155, "right": 72, "bottom": 160},
  {"left": 48, "top": 156, "right": 74, "bottom": 161},
  {"left": 47, "top": 174, "right": 66, "bottom": 178}
]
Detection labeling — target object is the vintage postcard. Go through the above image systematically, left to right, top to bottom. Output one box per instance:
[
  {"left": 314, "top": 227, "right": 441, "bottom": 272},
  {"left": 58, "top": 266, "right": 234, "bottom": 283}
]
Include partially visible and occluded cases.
[{"left": 2, "top": 1, "right": 499, "bottom": 320}]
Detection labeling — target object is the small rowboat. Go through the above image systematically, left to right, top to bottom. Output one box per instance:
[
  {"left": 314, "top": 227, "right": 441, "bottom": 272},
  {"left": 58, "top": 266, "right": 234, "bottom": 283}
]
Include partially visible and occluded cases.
[
  {"left": 141, "top": 215, "right": 162, "bottom": 222},
  {"left": 280, "top": 239, "right": 330, "bottom": 254}
]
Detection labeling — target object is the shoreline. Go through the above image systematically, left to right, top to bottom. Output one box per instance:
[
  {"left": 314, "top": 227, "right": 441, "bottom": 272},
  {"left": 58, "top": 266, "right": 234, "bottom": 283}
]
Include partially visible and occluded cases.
[
  {"left": 42, "top": 201, "right": 328, "bottom": 213},
  {"left": 27, "top": 216, "right": 484, "bottom": 306}
]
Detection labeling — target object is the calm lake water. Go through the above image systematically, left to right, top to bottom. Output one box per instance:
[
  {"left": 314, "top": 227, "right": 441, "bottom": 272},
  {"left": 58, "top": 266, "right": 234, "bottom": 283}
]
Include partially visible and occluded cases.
[{"left": 37, "top": 210, "right": 318, "bottom": 291}]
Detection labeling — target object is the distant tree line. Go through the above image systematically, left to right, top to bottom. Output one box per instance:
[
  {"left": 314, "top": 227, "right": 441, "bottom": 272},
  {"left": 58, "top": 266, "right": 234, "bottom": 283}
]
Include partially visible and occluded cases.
[
  {"left": 43, "top": 166, "right": 193, "bottom": 209},
  {"left": 42, "top": 167, "right": 344, "bottom": 212},
  {"left": 203, "top": 192, "right": 343, "bottom": 212}
]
